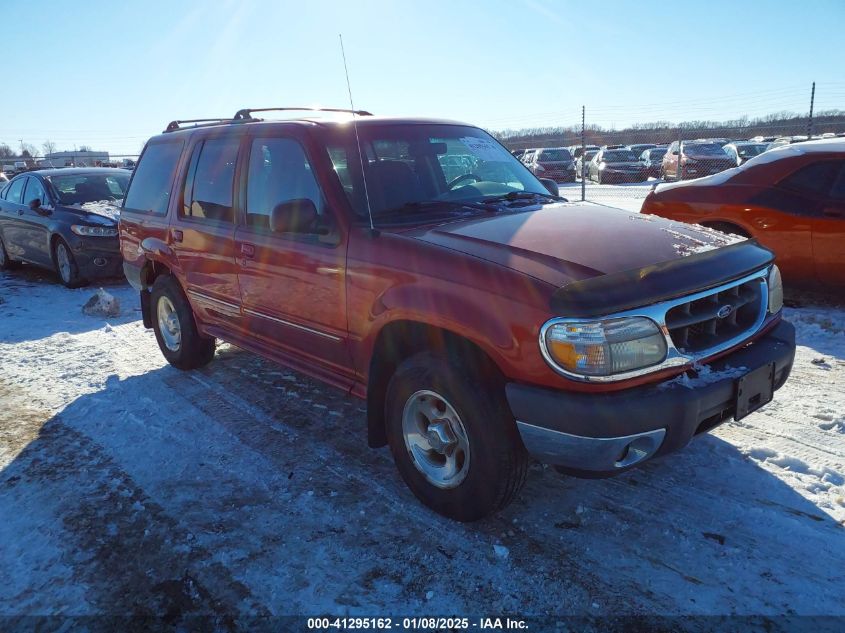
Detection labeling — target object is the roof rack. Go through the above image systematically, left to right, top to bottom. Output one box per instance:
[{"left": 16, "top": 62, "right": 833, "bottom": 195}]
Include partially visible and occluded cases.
[
  {"left": 232, "top": 107, "right": 373, "bottom": 120},
  {"left": 164, "top": 118, "right": 240, "bottom": 133}
]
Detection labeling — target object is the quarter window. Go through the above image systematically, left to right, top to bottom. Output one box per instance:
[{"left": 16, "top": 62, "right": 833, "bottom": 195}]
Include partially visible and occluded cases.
[
  {"left": 184, "top": 137, "right": 239, "bottom": 223},
  {"left": 245, "top": 137, "right": 324, "bottom": 231},
  {"left": 124, "top": 141, "right": 183, "bottom": 215},
  {"left": 779, "top": 161, "right": 843, "bottom": 197},
  {"left": 829, "top": 164, "right": 845, "bottom": 201}
]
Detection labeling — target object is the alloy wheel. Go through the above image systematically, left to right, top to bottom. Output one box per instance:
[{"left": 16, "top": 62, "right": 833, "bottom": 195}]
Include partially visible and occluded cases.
[
  {"left": 157, "top": 295, "right": 182, "bottom": 352},
  {"left": 401, "top": 390, "right": 470, "bottom": 489}
]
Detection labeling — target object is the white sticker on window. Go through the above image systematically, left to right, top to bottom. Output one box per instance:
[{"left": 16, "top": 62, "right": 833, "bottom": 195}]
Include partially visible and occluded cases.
[{"left": 458, "top": 137, "right": 509, "bottom": 162}]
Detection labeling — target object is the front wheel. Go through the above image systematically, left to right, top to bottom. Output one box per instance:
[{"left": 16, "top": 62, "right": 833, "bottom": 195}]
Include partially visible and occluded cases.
[
  {"left": 54, "top": 238, "right": 87, "bottom": 288},
  {"left": 150, "top": 275, "right": 216, "bottom": 370},
  {"left": 385, "top": 352, "right": 528, "bottom": 521}
]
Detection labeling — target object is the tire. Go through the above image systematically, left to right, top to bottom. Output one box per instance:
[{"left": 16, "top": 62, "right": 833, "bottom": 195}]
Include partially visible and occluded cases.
[
  {"left": 597, "top": 171, "right": 603, "bottom": 185},
  {"left": 0, "top": 233, "right": 19, "bottom": 270},
  {"left": 53, "top": 237, "right": 87, "bottom": 288},
  {"left": 150, "top": 275, "right": 216, "bottom": 370},
  {"left": 385, "top": 352, "right": 528, "bottom": 521}
]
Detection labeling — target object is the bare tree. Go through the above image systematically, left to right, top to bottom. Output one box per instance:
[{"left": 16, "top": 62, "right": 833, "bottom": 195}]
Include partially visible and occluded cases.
[
  {"left": 42, "top": 140, "right": 57, "bottom": 156},
  {"left": 0, "top": 144, "right": 13, "bottom": 159}
]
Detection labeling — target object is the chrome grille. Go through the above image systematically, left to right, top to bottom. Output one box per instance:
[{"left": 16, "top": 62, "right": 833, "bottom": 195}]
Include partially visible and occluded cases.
[{"left": 665, "top": 277, "right": 765, "bottom": 354}]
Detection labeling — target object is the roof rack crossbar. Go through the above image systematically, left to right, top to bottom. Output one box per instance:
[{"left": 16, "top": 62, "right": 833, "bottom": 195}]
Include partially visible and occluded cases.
[
  {"left": 233, "top": 107, "right": 373, "bottom": 120},
  {"left": 164, "top": 118, "right": 241, "bottom": 133}
]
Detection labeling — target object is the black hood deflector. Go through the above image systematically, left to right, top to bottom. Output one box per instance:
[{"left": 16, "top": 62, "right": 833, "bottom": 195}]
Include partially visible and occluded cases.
[{"left": 550, "top": 240, "right": 774, "bottom": 317}]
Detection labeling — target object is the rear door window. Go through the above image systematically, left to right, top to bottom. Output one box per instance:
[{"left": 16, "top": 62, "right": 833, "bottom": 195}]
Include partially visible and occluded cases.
[
  {"left": 182, "top": 137, "right": 239, "bottom": 223},
  {"left": 124, "top": 141, "right": 183, "bottom": 215},
  {"left": 4, "top": 178, "right": 25, "bottom": 204}
]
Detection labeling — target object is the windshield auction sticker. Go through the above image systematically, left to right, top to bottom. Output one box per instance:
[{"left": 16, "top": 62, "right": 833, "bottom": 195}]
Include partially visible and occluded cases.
[{"left": 458, "top": 137, "right": 510, "bottom": 162}]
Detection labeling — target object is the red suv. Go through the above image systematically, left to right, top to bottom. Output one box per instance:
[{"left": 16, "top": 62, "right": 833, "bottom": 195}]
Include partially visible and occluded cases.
[{"left": 120, "top": 108, "right": 795, "bottom": 521}]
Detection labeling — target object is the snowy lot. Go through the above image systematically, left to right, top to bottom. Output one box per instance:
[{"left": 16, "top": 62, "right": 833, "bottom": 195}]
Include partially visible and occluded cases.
[
  {"left": 559, "top": 180, "right": 654, "bottom": 213},
  {"left": 1, "top": 264, "right": 844, "bottom": 624}
]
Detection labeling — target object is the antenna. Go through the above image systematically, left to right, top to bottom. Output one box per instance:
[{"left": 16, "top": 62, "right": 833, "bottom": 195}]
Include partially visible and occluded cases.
[{"left": 339, "top": 34, "right": 376, "bottom": 234}]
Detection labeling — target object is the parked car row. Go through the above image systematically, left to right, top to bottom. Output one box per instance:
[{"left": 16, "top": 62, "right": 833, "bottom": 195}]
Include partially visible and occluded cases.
[
  {"left": 6, "top": 109, "right": 842, "bottom": 522},
  {"left": 510, "top": 132, "right": 845, "bottom": 184}
]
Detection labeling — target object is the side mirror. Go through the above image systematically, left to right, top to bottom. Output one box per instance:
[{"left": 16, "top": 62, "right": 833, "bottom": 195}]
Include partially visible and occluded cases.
[
  {"left": 672, "top": 150, "right": 679, "bottom": 156},
  {"left": 539, "top": 178, "right": 559, "bottom": 197},
  {"left": 29, "top": 198, "right": 42, "bottom": 211},
  {"left": 270, "top": 198, "right": 319, "bottom": 234}
]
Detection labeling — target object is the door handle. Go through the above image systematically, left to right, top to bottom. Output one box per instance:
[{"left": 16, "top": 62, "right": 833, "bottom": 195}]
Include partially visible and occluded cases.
[
  {"left": 17, "top": 210, "right": 24, "bottom": 216},
  {"left": 171, "top": 229, "right": 183, "bottom": 243},
  {"left": 240, "top": 242, "right": 255, "bottom": 258}
]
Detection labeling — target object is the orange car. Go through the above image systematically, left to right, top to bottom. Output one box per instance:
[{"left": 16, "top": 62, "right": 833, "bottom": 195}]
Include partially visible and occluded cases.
[{"left": 641, "top": 139, "right": 845, "bottom": 288}]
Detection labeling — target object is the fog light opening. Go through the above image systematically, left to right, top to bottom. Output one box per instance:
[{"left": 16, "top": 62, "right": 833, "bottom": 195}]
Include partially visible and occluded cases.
[{"left": 93, "top": 257, "right": 107, "bottom": 267}]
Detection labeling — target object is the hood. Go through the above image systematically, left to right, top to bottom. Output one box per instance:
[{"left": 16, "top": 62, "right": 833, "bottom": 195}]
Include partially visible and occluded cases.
[
  {"left": 59, "top": 199, "right": 120, "bottom": 224},
  {"left": 402, "top": 202, "right": 745, "bottom": 288}
]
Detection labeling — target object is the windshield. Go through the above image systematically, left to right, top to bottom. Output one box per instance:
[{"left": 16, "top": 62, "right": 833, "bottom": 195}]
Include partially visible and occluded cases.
[
  {"left": 323, "top": 124, "right": 552, "bottom": 224},
  {"left": 683, "top": 143, "right": 727, "bottom": 157},
  {"left": 737, "top": 144, "right": 767, "bottom": 158},
  {"left": 647, "top": 148, "right": 667, "bottom": 160},
  {"left": 537, "top": 149, "right": 572, "bottom": 162},
  {"left": 603, "top": 150, "right": 639, "bottom": 162},
  {"left": 47, "top": 172, "right": 129, "bottom": 205}
]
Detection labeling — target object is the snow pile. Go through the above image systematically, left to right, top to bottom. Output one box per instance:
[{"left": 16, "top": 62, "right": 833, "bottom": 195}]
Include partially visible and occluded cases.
[
  {"left": 662, "top": 223, "right": 745, "bottom": 258},
  {"left": 82, "top": 288, "right": 121, "bottom": 318},
  {"left": 660, "top": 363, "right": 748, "bottom": 389}
]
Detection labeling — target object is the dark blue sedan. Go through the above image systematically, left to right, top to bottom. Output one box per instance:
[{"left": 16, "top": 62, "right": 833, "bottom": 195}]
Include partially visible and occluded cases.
[{"left": 0, "top": 168, "right": 129, "bottom": 287}]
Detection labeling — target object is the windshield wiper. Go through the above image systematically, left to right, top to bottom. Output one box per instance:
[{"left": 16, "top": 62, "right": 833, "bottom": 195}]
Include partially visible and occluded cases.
[
  {"left": 482, "top": 191, "right": 565, "bottom": 204},
  {"left": 376, "top": 199, "right": 497, "bottom": 220}
]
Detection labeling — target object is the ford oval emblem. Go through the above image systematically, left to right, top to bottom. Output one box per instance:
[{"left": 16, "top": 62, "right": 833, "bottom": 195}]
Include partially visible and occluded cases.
[{"left": 717, "top": 305, "right": 734, "bottom": 319}]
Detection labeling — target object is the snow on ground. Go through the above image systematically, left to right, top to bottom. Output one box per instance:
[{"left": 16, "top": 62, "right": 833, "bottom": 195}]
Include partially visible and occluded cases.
[
  {"left": 559, "top": 179, "right": 653, "bottom": 213},
  {"left": 1, "top": 265, "right": 844, "bottom": 625}
]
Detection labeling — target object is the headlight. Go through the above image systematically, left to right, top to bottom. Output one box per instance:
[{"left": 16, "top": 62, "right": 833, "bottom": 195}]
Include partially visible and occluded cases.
[
  {"left": 599, "top": 162, "right": 606, "bottom": 170},
  {"left": 534, "top": 164, "right": 545, "bottom": 172},
  {"left": 71, "top": 225, "right": 118, "bottom": 237},
  {"left": 768, "top": 264, "right": 783, "bottom": 313},
  {"left": 541, "top": 317, "right": 667, "bottom": 379}
]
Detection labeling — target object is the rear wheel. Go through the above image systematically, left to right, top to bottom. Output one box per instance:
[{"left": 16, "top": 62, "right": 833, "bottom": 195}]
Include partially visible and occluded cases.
[
  {"left": 0, "top": 233, "right": 19, "bottom": 270},
  {"left": 53, "top": 238, "right": 87, "bottom": 288},
  {"left": 150, "top": 275, "right": 216, "bottom": 370},
  {"left": 385, "top": 352, "right": 528, "bottom": 521}
]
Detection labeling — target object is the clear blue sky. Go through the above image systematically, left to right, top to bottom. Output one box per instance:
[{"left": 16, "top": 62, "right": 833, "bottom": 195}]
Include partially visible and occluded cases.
[{"left": 3, "top": 0, "right": 844, "bottom": 156}]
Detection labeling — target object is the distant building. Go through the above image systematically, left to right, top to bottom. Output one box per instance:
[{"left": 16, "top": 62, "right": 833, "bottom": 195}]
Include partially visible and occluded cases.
[{"left": 45, "top": 150, "right": 110, "bottom": 167}]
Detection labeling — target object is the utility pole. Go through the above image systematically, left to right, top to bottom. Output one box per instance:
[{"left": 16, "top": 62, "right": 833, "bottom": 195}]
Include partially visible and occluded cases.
[
  {"left": 807, "top": 81, "right": 815, "bottom": 139},
  {"left": 581, "top": 105, "right": 586, "bottom": 202},
  {"left": 18, "top": 139, "right": 24, "bottom": 156}
]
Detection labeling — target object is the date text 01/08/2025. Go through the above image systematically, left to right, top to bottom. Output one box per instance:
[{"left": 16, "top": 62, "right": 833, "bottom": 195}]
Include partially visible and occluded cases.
[{"left": 306, "top": 617, "right": 529, "bottom": 630}]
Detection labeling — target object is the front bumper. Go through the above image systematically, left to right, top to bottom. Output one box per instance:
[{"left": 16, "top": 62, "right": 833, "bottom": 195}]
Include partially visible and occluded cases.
[
  {"left": 602, "top": 169, "right": 647, "bottom": 182},
  {"left": 540, "top": 170, "right": 576, "bottom": 182},
  {"left": 69, "top": 236, "right": 124, "bottom": 280},
  {"left": 507, "top": 320, "right": 795, "bottom": 477}
]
